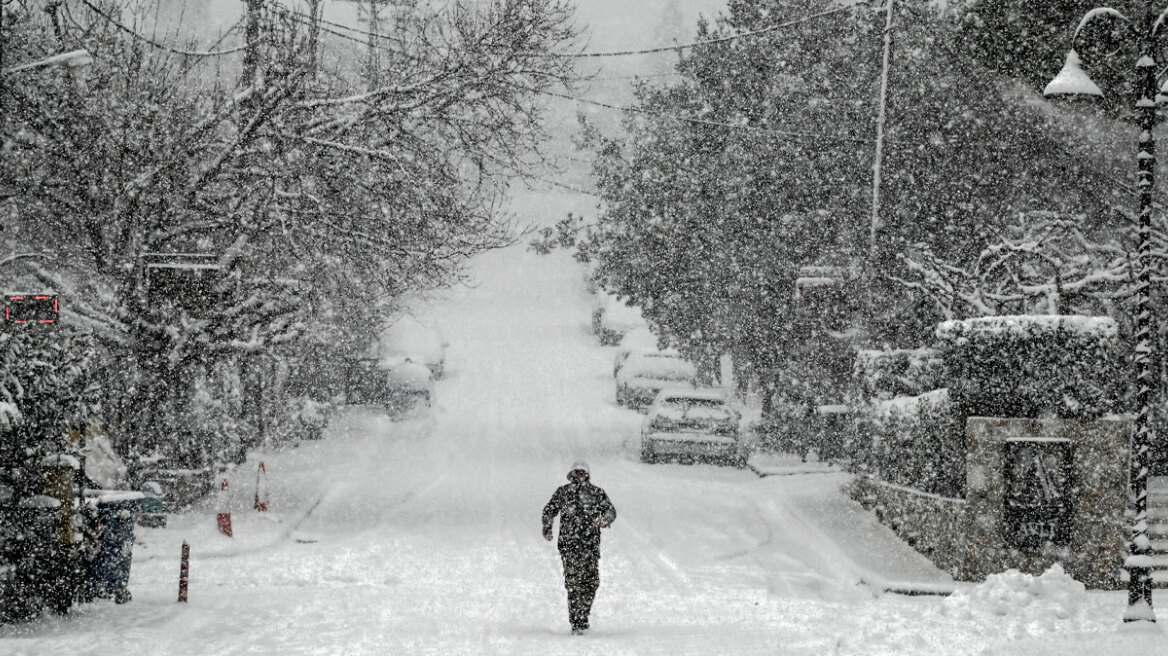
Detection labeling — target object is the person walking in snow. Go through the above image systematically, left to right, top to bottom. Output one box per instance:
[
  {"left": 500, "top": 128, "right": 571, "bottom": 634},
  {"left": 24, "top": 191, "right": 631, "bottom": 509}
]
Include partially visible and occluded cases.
[{"left": 542, "top": 461, "right": 616, "bottom": 635}]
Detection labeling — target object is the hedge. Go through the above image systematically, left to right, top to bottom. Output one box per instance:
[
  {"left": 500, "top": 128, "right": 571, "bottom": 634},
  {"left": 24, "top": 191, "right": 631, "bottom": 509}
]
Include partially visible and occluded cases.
[{"left": 936, "top": 315, "right": 1122, "bottom": 421}]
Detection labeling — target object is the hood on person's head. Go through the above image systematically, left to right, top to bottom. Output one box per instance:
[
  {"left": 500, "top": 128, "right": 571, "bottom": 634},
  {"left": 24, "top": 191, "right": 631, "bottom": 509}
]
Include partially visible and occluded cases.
[{"left": 567, "top": 460, "right": 590, "bottom": 482}]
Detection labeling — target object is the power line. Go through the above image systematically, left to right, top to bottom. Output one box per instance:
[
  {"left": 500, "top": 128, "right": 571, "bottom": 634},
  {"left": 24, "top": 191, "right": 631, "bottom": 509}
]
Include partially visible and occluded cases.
[
  {"left": 78, "top": 0, "right": 247, "bottom": 57},
  {"left": 287, "top": 3, "right": 865, "bottom": 62},
  {"left": 561, "top": 3, "right": 867, "bottom": 59},
  {"left": 286, "top": 10, "right": 371, "bottom": 49},
  {"left": 303, "top": 10, "right": 407, "bottom": 46},
  {"left": 586, "top": 71, "right": 684, "bottom": 83},
  {"left": 535, "top": 87, "right": 879, "bottom": 144}
]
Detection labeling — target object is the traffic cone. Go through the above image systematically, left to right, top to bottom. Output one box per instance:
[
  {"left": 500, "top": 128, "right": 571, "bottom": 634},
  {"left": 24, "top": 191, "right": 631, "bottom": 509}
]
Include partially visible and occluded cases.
[
  {"left": 253, "top": 462, "right": 269, "bottom": 512},
  {"left": 216, "top": 479, "right": 233, "bottom": 537}
]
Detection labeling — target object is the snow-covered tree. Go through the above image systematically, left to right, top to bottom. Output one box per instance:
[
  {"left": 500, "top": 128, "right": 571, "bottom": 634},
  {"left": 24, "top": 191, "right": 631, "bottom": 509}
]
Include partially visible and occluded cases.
[
  {"left": 1, "top": 0, "right": 578, "bottom": 469},
  {"left": 574, "top": 0, "right": 1120, "bottom": 415}
]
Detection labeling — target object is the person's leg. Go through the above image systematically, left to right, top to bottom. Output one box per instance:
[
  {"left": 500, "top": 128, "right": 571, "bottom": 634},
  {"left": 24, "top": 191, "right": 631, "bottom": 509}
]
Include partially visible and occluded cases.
[
  {"left": 561, "top": 548, "right": 591, "bottom": 631},
  {"left": 577, "top": 553, "right": 600, "bottom": 629}
]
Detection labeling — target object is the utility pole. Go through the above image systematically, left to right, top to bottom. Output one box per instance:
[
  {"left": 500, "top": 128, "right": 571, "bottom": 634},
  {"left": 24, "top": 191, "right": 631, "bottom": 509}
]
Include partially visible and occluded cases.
[
  {"left": 240, "top": 0, "right": 264, "bottom": 90},
  {"left": 306, "top": 0, "right": 322, "bottom": 79},
  {"left": 362, "top": 0, "right": 384, "bottom": 90},
  {"left": 868, "top": 0, "right": 894, "bottom": 267}
]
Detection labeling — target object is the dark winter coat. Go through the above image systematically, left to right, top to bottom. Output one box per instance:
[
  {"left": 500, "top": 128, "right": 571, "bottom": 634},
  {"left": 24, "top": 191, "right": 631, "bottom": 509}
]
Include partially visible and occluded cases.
[{"left": 542, "top": 478, "right": 616, "bottom": 556}]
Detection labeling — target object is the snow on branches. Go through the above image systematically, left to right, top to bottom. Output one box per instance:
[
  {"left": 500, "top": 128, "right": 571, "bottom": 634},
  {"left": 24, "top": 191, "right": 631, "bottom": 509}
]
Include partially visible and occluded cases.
[{"left": 895, "top": 211, "right": 1154, "bottom": 320}]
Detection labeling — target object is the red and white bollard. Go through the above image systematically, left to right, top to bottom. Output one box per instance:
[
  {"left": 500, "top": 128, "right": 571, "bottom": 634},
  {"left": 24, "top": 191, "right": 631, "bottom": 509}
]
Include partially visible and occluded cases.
[
  {"left": 254, "top": 461, "right": 269, "bottom": 512},
  {"left": 216, "top": 479, "right": 233, "bottom": 537},
  {"left": 178, "top": 541, "right": 190, "bottom": 603}
]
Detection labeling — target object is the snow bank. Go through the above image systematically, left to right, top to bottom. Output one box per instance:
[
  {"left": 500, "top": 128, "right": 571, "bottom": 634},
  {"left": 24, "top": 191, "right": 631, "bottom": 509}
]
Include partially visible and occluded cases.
[{"left": 942, "top": 564, "right": 1087, "bottom": 626}]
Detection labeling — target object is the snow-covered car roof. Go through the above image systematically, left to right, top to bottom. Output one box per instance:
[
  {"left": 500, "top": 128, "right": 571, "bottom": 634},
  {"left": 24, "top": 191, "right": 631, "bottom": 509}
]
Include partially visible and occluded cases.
[
  {"left": 619, "top": 351, "right": 695, "bottom": 381},
  {"left": 385, "top": 362, "right": 433, "bottom": 388},
  {"left": 653, "top": 387, "right": 728, "bottom": 403},
  {"left": 648, "top": 388, "right": 738, "bottom": 423}
]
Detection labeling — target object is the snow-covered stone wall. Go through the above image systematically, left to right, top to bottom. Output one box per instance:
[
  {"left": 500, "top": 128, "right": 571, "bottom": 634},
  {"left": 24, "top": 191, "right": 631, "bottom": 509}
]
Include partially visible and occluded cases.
[
  {"left": 851, "top": 416, "right": 1131, "bottom": 589},
  {"left": 964, "top": 417, "right": 1130, "bottom": 590},
  {"left": 850, "top": 476, "right": 967, "bottom": 579}
]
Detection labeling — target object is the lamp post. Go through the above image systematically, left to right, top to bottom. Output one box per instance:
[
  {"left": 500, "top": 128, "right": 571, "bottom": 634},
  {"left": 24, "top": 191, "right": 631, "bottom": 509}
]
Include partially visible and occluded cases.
[
  {"left": 1044, "top": 3, "right": 1163, "bottom": 624},
  {"left": 1, "top": 49, "right": 92, "bottom": 75},
  {"left": 1, "top": 49, "right": 92, "bottom": 94}
]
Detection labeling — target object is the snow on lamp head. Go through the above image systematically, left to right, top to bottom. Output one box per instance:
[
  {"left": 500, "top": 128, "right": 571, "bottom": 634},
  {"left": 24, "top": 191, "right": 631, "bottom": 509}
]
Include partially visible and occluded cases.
[
  {"left": 1043, "top": 50, "right": 1104, "bottom": 99},
  {"left": 1157, "top": 78, "right": 1168, "bottom": 105}
]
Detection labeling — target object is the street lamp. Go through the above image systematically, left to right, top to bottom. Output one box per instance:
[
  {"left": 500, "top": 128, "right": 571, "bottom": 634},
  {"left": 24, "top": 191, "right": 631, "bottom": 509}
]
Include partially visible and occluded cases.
[
  {"left": 1044, "top": 4, "right": 1163, "bottom": 624},
  {"left": 1, "top": 49, "right": 92, "bottom": 75},
  {"left": 2, "top": 49, "right": 92, "bottom": 94}
]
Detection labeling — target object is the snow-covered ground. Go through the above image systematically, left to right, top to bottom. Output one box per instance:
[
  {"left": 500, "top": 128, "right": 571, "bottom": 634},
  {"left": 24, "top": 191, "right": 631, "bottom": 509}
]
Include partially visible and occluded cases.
[{"left": 2, "top": 189, "right": 1165, "bottom": 655}]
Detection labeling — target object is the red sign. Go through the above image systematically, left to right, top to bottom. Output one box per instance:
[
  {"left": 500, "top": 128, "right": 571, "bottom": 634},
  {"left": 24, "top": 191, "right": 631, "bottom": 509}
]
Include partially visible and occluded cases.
[{"left": 4, "top": 294, "right": 59, "bottom": 325}]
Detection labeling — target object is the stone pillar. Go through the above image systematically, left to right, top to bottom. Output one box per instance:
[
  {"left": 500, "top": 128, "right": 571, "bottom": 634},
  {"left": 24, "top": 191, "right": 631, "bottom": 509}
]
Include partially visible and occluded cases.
[{"left": 964, "top": 417, "right": 1130, "bottom": 589}]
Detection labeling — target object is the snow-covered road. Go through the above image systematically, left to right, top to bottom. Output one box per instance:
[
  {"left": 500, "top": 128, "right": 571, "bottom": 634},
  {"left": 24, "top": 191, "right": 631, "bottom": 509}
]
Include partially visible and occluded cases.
[{"left": 2, "top": 189, "right": 1166, "bottom": 655}]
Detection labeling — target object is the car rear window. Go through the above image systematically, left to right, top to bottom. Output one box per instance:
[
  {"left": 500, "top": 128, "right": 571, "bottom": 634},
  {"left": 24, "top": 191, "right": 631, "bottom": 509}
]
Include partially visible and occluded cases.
[
  {"left": 631, "top": 356, "right": 695, "bottom": 380},
  {"left": 659, "top": 397, "right": 732, "bottom": 420}
]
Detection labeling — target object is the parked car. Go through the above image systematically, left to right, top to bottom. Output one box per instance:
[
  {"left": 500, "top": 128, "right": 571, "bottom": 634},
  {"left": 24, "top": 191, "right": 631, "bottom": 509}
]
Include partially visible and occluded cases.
[
  {"left": 592, "top": 293, "right": 645, "bottom": 346},
  {"left": 380, "top": 317, "right": 447, "bottom": 378},
  {"left": 613, "top": 327, "right": 660, "bottom": 377},
  {"left": 615, "top": 351, "right": 697, "bottom": 410},
  {"left": 385, "top": 360, "right": 434, "bottom": 418},
  {"left": 640, "top": 388, "right": 747, "bottom": 466}
]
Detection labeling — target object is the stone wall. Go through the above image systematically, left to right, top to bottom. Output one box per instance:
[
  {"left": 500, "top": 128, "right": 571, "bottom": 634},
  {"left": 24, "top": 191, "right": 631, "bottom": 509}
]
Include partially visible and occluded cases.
[
  {"left": 849, "top": 416, "right": 1130, "bottom": 589},
  {"left": 964, "top": 417, "right": 1129, "bottom": 590},
  {"left": 849, "top": 476, "right": 967, "bottom": 578}
]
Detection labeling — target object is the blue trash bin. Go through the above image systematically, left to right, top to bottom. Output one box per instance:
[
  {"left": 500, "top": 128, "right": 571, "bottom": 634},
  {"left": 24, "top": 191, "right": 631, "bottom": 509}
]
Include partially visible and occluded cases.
[{"left": 84, "top": 491, "right": 144, "bottom": 604}]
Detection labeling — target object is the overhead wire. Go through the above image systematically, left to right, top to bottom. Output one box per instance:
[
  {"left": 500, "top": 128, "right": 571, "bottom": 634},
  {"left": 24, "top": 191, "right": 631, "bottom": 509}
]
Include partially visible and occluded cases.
[
  {"left": 77, "top": 0, "right": 248, "bottom": 57},
  {"left": 558, "top": 2, "right": 868, "bottom": 58},
  {"left": 283, "top": 3, "right": 869, "bottom": 61},
  {"left": 279, "top": 4, "right": 883, "bottom": 145},
  {"left": 285, "top": 10, "right": 371, "bottom": 49},
  {"left": 307, "top": 10, "right": 408, "bottom": 46},
  {"left": 533, "top": 87, "right": 879, "bottom": 144}
]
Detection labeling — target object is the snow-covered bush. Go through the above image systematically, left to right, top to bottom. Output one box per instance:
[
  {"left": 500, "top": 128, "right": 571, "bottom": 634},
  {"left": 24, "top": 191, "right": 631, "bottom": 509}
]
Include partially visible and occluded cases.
[
  {"left": 937, "top": 315, "right": 1122, "bottom": 421},
  {"left": 0, "top": 328, "right": 100, "bottom": 622},
  {"left": 852, "top": 348, "right": 945, "bottom": 401},
  {"left": 852, "top": 389, "right": 965, "bottom": 498},
  {"left": 267, "top": 397, "right": 334, "bottom": 444}
]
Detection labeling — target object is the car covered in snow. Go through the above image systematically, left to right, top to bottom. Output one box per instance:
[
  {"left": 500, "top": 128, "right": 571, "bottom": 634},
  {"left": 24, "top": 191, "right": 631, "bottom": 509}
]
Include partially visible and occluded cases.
[
  {"left": 379, "top": 317, "right": 448, "bottom": 379},
  {"left": 615, "top": 351, "right": 697, "bottom": 410},
  {"left": 384, "top": 360, "right": 434, "bottom": 418},
  {"left": 640, "top": 388, "right": 746, "bottom": 466}
]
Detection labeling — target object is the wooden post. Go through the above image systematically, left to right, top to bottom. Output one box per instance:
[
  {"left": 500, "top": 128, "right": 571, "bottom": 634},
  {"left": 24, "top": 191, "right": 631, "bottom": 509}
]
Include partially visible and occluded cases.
[{"left": 178, "top": 541, "right": 190, "bottom": 602}]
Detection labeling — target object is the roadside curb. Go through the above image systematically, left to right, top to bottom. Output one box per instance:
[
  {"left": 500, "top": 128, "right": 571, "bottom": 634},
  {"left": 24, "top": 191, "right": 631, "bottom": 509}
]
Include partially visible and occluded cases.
[
  {"left": 743, "top": 460, "right": 967, "bottom": 597},
  {"left": 745, "top": 461, "right": 842, "bottom": 478},
  {"left": 858, "top": 575, "right": 968, "bottom": 597}
]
